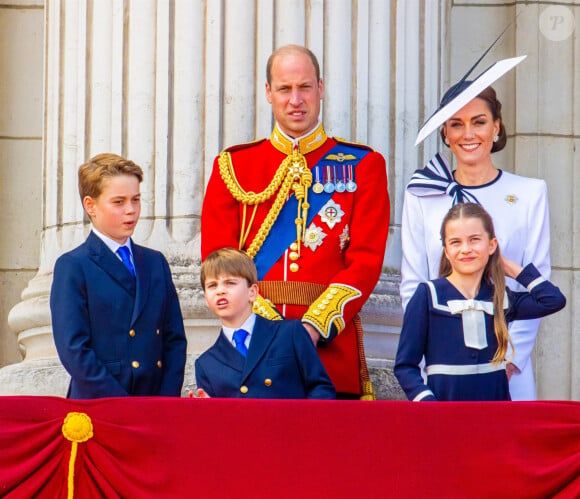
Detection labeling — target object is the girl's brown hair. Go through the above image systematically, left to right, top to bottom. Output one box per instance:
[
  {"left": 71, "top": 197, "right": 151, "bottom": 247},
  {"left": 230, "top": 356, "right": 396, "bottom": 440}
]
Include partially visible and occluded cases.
[{"left": 438, "top": 203, "right": 513, "bottom": 364}]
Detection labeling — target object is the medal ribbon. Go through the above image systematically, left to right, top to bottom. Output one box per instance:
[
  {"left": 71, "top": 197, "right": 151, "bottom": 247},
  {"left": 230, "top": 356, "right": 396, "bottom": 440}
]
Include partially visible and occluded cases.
[{"left": 254, "top": 143, "right": 369, "bottom": 279}]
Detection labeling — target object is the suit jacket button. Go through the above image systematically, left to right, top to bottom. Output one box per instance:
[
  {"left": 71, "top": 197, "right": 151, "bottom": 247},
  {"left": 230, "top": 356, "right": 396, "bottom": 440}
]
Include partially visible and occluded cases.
[
  {"left": 129, "top": 329, "right": 136, "bottom": 337},
  {"left": 157, "top": 360, "right": 162, "bottom": 368},
  {"left": 131, "top": 361, "right": 139, "bottom": 368},
  {"left": 264, "top": 378, "right": 272, "bottom": 387},
  {"left": 240, "top": 386, "right": 248, "bottom": 394}
]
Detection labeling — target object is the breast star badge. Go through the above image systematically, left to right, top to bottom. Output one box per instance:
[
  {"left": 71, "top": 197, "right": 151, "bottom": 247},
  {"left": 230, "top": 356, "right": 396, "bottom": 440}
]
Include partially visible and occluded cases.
[
  {"left": 319, "top": 199, "right": 344, "bottom": 230},
  {"left": 304, "top": 224, "right": 327, "bottom": 251}
]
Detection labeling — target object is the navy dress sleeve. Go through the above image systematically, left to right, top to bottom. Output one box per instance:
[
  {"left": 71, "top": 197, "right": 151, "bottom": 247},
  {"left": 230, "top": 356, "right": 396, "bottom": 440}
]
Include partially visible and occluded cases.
[
  {"left": 506, "top": 264, "right": 566, "bottom": 322},
  {"left": 394, "top": 283, "right": 437, "bottom": 401}
]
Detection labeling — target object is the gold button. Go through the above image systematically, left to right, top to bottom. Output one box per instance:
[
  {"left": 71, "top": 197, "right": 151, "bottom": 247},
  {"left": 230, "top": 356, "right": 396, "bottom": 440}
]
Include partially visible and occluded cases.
[
  {"left": 290, "top": 242, "right": 298, "bottom": 251},
  {"left": 289, "top": 251, "right": 299, "bottom": 261},
  {"left": 289, "top": 262, "right": 299, "bottom": 272},
  {"left": 330, "top": 289, "right": 338, "bottom": 295},
  {"left": 322, "top": 299, "right": 330, "bottom": 305},
  {"left": 317, "top": 304, "right": 326, "bottom": 310},
  {"left": 313, "top": 310, "right": 320, "bottom": 316},
  {"left": 129, "top": 329, "right": 135, "bottom": 337},
  {"left": 156, "top": 329, "right": 160, "bottom": 335},
  {"left": 157, "top": 360, "right": 162, "bottom": 368},
  {"left": 131, "top": 361, "right": 139, "bottom": 369},
  {"left": 264, "top": 378, "right": 272, "bottom": 387},
  {"left": 240, "top": 386, "right": 248, "bottom": 394}
]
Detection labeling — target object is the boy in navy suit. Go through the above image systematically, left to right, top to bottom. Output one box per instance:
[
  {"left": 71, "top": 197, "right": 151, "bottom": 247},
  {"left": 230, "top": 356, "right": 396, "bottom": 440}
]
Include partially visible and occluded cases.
[
  {"left": 50, "top": 153, "right": 187, "bottom": 399},
  {"left": 195, "top": 248, "right": 335, "bottom": 399}
]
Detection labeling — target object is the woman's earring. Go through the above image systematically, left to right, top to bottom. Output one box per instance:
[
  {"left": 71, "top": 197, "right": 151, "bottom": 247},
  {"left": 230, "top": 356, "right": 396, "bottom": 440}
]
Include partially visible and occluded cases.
[
  {"left": 493, "top": 135, "right": 499, "bottom": 143},
  {"left": 444, "top": 138, "right": 449, "bottom": 145}
]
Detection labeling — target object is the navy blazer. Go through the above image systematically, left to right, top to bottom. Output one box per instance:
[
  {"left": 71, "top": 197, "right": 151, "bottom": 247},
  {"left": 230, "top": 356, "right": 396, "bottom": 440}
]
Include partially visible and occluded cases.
[
  {"left": 50, "top": 232, "right": 187, "bottom": 399},
  {"left": 195, "top": 316, "right": 336, "bottom": 399}
]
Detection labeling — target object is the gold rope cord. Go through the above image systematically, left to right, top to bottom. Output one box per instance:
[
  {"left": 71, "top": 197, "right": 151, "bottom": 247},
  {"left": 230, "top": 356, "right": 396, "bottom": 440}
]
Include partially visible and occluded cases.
[
  {"left": 219, "top": 150, "right": 311, "bottom": 258},
  {"left": 218, "top": 151, "right": 288, "bottom": 205},
  {"left": 62, "top": 412, "right": 94, "bottom": 499}
]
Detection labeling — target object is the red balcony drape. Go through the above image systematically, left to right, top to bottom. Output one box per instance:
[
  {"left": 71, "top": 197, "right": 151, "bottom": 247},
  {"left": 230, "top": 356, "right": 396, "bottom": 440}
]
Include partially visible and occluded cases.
[{"left": 1, "top": 396, "right": 580, "bottom": 498}]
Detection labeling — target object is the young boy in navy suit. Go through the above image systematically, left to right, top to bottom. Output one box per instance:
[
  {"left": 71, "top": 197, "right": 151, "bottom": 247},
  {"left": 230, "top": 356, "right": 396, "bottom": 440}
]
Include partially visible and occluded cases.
[
  {"left": 50, "top": 153, "right": 187, "bottom": 399},
  {"left": 195, "top": 248, "right": 335, "bottom": 399}
]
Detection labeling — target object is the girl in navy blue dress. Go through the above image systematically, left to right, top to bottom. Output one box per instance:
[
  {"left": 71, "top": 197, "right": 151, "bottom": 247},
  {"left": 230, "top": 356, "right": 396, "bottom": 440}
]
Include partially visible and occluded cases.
[{"left": 395, "top": 203, "right": 566, "bottom": 401}]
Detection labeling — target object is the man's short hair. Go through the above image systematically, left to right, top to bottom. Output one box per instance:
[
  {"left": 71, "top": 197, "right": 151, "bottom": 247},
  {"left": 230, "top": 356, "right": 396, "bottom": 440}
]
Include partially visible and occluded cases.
[
  {"left": 266, "top": 44, "right": 321, "bottom": 85},
  {"left": 78, "top": 153, "right": 143, "bottom": 201},
  {"left": 201, "top": 248, "right": 258, "bottom": 290}
]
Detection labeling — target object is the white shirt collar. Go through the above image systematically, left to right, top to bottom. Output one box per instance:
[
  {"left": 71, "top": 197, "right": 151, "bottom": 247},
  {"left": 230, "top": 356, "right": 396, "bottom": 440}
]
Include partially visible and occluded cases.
[
  {"left": 91, "top": 226, "right": 133, "bottom": 256},
  {"left": 222, "top": 313, "right": 256, "bottom": 347}
]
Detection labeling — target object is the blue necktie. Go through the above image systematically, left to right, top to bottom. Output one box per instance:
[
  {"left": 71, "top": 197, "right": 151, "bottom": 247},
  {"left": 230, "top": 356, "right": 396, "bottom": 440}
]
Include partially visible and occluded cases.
[
  {"left": 116, "top": 246, "right": 136, "bottom": 276},
  {"left": 232, "top": 329, "right": 249, "bottom": 357}
]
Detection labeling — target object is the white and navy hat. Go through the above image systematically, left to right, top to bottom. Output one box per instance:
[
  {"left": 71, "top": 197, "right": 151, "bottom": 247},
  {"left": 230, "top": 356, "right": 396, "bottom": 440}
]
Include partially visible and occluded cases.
[{"left": 414, "top": 23, "right": 526, "bottom": 147}]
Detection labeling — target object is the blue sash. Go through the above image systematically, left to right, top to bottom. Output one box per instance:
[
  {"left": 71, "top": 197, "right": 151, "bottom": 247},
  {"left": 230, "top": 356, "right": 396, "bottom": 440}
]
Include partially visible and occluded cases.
[{"left": 254, "top": 143, "right": 370, "bottom": 279}]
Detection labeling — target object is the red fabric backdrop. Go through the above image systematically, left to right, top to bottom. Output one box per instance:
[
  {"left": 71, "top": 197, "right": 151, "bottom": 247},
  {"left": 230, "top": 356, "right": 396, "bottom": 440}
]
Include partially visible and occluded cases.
[{"left": 1, "top": 396, "right": 580, "bottom": 498}]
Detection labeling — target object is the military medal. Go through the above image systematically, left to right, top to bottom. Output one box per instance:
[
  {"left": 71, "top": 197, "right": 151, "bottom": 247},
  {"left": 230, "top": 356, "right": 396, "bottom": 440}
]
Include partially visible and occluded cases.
[
  {"left": 335, "top": 164, "right": 346, "bottom": 192},
  {"left": 346, "top": 164, "right": 357, "bottom": 192},
  {"left": 323, "top": 165, "right": 335, "bottom": 193},
  {"left": 312, "top": 166, "right": 324, "bottom": 194}
]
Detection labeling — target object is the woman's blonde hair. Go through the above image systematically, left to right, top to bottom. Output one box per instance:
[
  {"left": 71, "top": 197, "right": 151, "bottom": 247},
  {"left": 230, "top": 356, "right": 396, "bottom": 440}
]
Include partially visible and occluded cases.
[{"left": 438, "top": 203, "right": 513, "bottom": 364}]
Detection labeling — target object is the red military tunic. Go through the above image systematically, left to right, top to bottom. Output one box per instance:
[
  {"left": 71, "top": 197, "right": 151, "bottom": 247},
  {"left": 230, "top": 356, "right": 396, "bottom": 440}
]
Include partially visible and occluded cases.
[{"left": 201, "top": 123, "right": 389, "bottom": 395}]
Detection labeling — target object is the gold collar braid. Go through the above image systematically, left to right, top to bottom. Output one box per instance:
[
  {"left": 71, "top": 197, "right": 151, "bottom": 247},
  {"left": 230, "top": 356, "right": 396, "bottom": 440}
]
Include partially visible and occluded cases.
[
  {"left": 270, "top": 122, "right": 327, "bottom": 155},
  {"left": 218, "top": 149, "right": 312, "bottom": 258}
]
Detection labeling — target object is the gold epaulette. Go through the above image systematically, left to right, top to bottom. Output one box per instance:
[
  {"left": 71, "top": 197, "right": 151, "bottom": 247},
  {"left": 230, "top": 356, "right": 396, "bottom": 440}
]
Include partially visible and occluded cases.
[
  {"left": 333, "top": 136, "right": 374, "bottom": 152},
  {"left": 222, "top": 138, "right": 266, "bottom": 154},
  {"left": 302, "top": 284, "right": 362, "bottom": 338},
  {"left": 252, "top": 294, "right": 283, "bottom": 321}
]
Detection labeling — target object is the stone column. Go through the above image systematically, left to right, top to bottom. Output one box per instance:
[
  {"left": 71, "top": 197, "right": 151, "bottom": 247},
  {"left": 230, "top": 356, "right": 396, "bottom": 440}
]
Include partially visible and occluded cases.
[{"left": 0, "top": 0, "right": 214, "bottom": 395}]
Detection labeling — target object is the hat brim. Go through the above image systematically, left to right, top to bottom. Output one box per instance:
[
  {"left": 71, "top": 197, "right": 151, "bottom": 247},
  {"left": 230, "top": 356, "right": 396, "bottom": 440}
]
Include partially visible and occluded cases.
[{"left": 414, "top": 55, "right": 527, "bottom": 146}]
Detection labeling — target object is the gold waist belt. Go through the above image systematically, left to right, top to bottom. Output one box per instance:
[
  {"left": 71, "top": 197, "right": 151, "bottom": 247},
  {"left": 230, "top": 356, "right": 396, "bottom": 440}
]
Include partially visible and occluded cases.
[{"left": 258, "top": 281, "right": 326, "bottom": 307}]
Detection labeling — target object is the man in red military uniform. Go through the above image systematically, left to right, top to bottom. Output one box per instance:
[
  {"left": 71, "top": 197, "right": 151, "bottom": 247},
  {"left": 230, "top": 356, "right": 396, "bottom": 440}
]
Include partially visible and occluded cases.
[{"left": 201, "top": 45, "right": 389, "bottom": 398}]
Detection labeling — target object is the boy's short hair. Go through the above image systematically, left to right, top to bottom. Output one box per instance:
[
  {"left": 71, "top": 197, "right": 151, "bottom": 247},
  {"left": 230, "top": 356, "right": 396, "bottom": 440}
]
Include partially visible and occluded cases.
[
  {"left": 78, "top": 153, "right": 144, "bottom": 201},
  {"left": 200, "top": 248, "right": 258, "bottom": 290}
]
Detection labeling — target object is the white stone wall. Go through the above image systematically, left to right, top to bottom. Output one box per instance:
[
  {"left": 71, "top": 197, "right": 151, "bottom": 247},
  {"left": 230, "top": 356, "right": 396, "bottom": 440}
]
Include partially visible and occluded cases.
[{"left": 0, "top": 1, "right": 43, "bottom": 367}]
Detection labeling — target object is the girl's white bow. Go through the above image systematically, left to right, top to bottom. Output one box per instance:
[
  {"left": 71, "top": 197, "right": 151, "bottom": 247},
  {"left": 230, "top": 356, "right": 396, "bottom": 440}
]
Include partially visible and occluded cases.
[{"left": 447, "top": 299, "right": 494, "bottom": 349}]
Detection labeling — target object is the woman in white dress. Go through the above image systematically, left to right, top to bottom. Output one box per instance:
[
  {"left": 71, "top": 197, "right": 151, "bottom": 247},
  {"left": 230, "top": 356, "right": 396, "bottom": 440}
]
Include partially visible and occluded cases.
[{"left": 400, "top": 60, "right": 551, "bottom": 400}]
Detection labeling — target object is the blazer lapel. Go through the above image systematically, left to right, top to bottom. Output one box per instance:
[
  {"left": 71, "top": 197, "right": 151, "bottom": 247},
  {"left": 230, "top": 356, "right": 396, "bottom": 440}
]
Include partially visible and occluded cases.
[
  {"left": 86, "top": 232, "right": 136, "bottom": 296},
  {"left": 130, "top": 242, "right": 151, "bottom": 325},
  {"left": 241, "top": 316, "right": 277, "bottom": 381},
  {"left": 211, "top": 331, "right": 245, "bottom": 373}
]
